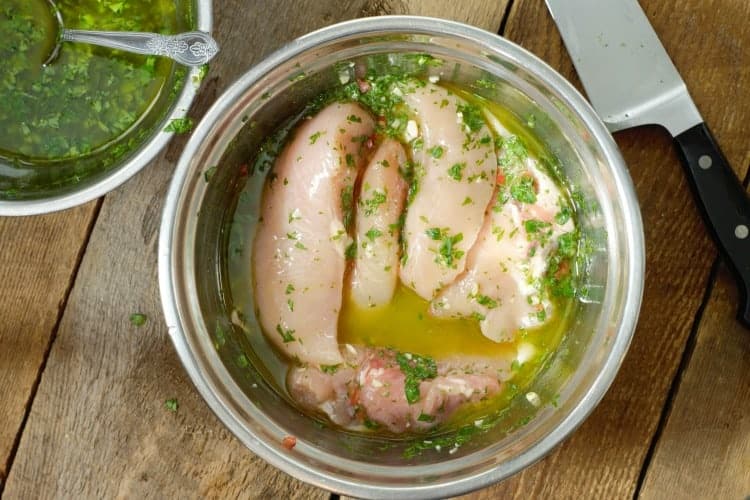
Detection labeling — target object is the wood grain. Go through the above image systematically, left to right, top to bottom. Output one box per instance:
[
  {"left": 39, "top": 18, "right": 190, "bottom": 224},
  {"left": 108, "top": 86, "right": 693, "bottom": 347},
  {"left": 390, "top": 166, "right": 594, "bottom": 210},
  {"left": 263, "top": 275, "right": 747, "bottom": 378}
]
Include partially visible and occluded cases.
[
  {"left": 361, "top": 0, "right": 509, "bottom": 32},
  {"left": 459, "top": 0, "right": 750, "bottom": 498},
  {"left": 0, "top": 203, "right": 97, "bottom": 486},
  {"left": 639, "top": 263, "right": 750, "bottom": 499}
]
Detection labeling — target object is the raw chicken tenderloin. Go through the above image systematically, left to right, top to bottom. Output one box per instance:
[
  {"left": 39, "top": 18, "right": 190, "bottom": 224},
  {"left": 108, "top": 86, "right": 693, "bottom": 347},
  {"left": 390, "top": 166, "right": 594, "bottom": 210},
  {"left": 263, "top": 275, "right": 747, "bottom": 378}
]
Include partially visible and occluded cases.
[
  {"left": 400, "top": 83, "right": 497, "bottom": 300},
  {"left": 253, "top": 103, "right": 375, "bottom": 366},
  {"left": 350, "top": 139, "right": 408, "bottom": 308},
  {"left": 431, "top": 156, "right": 574, "bottom": 342},
  {"left": 287, "top": 346, "right": 511, "bottom": 432}
]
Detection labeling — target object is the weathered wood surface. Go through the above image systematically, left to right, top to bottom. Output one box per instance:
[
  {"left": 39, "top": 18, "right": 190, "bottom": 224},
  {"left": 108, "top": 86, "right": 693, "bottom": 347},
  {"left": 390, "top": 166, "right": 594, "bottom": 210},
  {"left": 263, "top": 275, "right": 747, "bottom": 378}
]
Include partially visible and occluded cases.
[
  {"left": 1, "top": 0, "right": 749, "bottom": 498},
  {"left": 0, "top": 203, "right": 98, "bottom": 487},
  {"left": 640, "top": 264, "right": 750, "bottom": 500}
]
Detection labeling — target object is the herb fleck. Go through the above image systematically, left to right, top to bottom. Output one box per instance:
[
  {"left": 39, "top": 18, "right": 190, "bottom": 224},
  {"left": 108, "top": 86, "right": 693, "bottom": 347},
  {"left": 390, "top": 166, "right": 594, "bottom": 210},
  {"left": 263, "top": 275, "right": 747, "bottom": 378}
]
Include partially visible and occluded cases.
[
  {"left": 164, "top": 118, "right": 194, "bottom": 134},
  {"left": 309, "top": 130, "right": 325, "bottom": 145},
  {"left": 447, "top": 162, "right": 466, "bottom": 181},
  {"left": 511, "top": 176, "right": 537, "bottom": 204},
  {"left": 362, "top": 190, "right": 387, "bottom": 216},
  {"left": 365, "top": 228, "right": 383, "bottom": 241},
  {"left": 129, "top": 313, "right": 147, "bottom": 327},
  {"left": 276, "top": 324, "right": 296, "bottom": 343},
  {"left": 395, "top": 352, "right": 438, "bottom": 404},
  {"left": 320, "top": 364, "right": 341, "bottom": 374},
  {"left": 164, "top": 398, "right": 179, "bottom": 412}
]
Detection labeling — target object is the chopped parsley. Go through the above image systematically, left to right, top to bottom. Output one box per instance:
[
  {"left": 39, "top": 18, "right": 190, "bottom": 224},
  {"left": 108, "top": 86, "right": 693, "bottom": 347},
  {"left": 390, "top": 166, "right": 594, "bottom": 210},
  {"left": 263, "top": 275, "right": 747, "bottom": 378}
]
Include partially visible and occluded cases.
[
  {"left": 457, "top": 103, "right": 485, "bottom": 133},
  {"left": 164, "top": 117, "right": 194, "bottom": 134},
  {"left": 308, "top": 130, "right": 325, "bottom": 144},
  {"left": 428, "top": 145, "right": 444, "bottom": 159},
  {"left": 345, "top": 153, "right": 355, "bottom": 168},
  {"left": 447, "top": 162, "right": 466, "bottom": 181},
  {"left": 204, "top": 166, "right": 217, "bottom": 182},
  {"left": 510, "top": 176, "right": 537, "bottom": 204},
  {"left": 341, "top": 185, "right": 354, "bottom": 230},
  {"left": 362, "top": 189, "right": 387, "bottom": 216},
  {"left": 462, "top": 196, "right": 473, "bottom": 206},
  {"left": 555, "top": 205, "right": 572, "bottom": 225},
  {"left": 288, "top": 209, "right": 301, "bottom": 224},
  {"left": 524, "top": 219, "right": 552, "bottom": 240},
  {"left": 425, "top": 227, "right": 464, "bottom": 268},
  {"left": 365, "top": 228, "right": 383, "bottom": 241},
  {"left": 344, "top": 241, "right": 357, "bottom": 260},
  {"left": 285, "top": 284, "right": 295, "bottom": 295},
  {"left": 475, "top": 294, "right": 499, "bottom": 309},
  {"left": 129, "top": 313, "right": 147, "bottom": 327},
  {"left": 276, "top": 324, "right": 296, "bottom": 343},
  {"left": 395, "top": 352, "right": 438, "bottom": 404},
  {"left": 237, "top": 354, "right": 250, "bottom": 368},
  {"left": 320, "top": 364, "right": 341, "bottom": 374},
  {"left": 164, "top": 398, "right": 179, "bottom": 412},
  {"left": 417, "top": 412, "right": 435, "bottom": 423},
  {"left": 364, "top": 418, "right": 379, "bottom": 430}
]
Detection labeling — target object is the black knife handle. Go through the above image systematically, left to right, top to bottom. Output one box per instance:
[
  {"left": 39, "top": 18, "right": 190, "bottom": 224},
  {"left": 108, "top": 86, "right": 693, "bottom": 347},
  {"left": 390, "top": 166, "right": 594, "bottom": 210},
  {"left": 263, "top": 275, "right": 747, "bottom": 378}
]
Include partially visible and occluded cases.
[{"left": 674, "top": 122, "right": 750, "bottom": 328}]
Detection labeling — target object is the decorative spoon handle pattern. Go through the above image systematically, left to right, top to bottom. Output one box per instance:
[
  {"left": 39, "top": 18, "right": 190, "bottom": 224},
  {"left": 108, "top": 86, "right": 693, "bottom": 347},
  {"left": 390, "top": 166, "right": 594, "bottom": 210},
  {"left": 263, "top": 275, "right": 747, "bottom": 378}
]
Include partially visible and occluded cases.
[{"left": 60, "top": 30, "right": 219, "bottom": 66}]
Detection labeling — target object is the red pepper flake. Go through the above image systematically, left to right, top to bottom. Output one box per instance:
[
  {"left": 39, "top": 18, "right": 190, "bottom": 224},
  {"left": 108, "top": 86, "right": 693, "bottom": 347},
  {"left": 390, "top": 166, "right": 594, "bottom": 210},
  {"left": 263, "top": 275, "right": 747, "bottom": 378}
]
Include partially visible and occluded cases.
[
  {"left": 357, "top": 78, "right": 371, "bottom": 93},
  {"left": 238, "top": 164, "right": 249, "bottom": 177},
  {"left": 496, "top": 171, "right": 506, "bottom": 185},
  {"left": 555, "top": 260, "right": 570, "bottom": 279},
  {"left": 282, "top": 436, "right": 297, "bottom": 450}
]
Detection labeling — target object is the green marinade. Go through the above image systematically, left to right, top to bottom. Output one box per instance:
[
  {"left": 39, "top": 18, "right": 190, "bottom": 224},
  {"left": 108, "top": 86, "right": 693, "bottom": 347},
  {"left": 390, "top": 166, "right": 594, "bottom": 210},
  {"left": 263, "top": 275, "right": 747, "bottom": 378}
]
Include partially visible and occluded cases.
[{"left": 0, "top": 0, "right": 180, "bottom": 163}]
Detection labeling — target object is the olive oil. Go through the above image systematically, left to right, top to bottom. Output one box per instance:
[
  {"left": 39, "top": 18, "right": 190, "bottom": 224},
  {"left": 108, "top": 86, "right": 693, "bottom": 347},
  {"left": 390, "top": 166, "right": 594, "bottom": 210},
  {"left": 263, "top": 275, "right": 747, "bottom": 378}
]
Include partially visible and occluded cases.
[{"left": 0, "top": 0, "right": 181, "bottom": 163}]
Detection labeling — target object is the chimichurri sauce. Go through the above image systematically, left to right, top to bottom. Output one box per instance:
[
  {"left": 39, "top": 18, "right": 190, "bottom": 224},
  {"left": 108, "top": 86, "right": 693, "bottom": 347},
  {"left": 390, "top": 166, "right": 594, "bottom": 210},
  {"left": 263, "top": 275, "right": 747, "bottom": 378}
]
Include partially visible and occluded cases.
[{"left": 0, "top": 0, "right": 178, "bottom": 163}]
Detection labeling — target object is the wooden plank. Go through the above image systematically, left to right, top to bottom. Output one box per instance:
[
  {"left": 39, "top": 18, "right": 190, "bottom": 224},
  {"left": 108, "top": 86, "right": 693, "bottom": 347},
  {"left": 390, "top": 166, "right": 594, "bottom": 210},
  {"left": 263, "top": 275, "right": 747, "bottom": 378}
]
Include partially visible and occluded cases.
[
  {"left": 361, "top": 0, "right": 509, "bottom": 32},
  {"left": 458, "top": 0, "right": 750, "bottom": 498},
  {"left": 2, "top": 1, "right": 383, "bottom": 498},
  {"left": 0, "top": 203, "right": 97, "bottom": 486},
  {"left": 639, "top": 263, "right": 750, "bottom": 499}
]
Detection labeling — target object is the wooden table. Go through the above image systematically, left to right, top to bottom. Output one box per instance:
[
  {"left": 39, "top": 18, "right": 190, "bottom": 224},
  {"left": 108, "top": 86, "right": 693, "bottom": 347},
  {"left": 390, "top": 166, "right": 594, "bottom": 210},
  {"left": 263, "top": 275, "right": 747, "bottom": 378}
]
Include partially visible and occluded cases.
[{"left": 1, "top": 1, "right": 748, "bottom": 498}]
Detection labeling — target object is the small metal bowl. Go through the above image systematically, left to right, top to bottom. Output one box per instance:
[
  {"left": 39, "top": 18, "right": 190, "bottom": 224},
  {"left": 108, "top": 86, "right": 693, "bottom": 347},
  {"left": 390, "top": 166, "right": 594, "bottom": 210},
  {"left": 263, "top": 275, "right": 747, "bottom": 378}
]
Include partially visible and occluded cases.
[
  {"left": 0, "top": 0, "right": 213, "bottom": 216},
  {"left": 159, "top": 17, "right": 644, "bottom": 499}
]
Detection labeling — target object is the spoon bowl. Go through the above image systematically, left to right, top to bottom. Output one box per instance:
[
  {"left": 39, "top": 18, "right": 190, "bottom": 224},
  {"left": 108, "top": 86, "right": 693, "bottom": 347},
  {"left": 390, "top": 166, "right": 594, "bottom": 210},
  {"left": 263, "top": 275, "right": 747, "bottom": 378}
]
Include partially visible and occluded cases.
[{"left": 43, "top": 0, "right": 218, "bottom": 67}]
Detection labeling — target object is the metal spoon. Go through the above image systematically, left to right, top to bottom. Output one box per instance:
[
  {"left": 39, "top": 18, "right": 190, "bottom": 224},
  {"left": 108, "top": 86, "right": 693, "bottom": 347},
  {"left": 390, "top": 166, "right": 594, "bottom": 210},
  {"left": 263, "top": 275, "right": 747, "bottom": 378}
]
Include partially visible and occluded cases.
[{"left": 43, "top": 0, "right": 219, "bottom": 68}]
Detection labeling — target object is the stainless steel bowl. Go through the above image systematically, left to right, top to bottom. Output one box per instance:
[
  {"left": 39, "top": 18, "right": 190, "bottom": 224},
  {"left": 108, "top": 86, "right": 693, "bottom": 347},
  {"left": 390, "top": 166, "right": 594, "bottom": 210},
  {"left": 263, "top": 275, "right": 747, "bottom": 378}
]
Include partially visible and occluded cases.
[
  {"left": 0, "top": 0, "right": 213, "bottom": 216},
  {"left": 159, "top": 16, "right": 644, "bottom": 499}
]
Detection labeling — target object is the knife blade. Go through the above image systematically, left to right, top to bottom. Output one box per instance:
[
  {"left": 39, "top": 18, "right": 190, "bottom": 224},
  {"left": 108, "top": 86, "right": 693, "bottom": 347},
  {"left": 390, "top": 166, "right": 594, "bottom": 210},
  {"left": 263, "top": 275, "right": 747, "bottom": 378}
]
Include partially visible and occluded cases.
[{"left": 545, "top": 0, "right": 750, "bottom": 327}]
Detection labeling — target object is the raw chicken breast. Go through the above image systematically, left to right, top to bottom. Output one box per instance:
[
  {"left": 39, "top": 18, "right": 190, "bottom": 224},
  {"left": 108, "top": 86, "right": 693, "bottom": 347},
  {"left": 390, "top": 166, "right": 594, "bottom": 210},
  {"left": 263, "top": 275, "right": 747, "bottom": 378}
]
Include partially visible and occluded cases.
[
  {"left": 399, "top": 83, "right": 497, "bottom": 300},
  {"left": 253, "top": 103, "right": 375, "bottom": 366},
  {"left": 350, "top": 139, "right": 408, "bottom": 308},
  {"left": 431, "top": 147, "right": 574, "bottom": 342},
  {"left": 287, "top": 346, "right": 511, "bottom": 432}
]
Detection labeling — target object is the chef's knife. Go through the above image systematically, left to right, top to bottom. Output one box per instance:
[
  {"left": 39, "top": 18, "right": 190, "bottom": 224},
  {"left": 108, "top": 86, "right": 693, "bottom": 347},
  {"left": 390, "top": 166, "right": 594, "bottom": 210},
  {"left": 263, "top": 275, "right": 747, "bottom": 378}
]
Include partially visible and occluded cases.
[{"left": 545, "top": 0, "right": 750, "bottom": 327}]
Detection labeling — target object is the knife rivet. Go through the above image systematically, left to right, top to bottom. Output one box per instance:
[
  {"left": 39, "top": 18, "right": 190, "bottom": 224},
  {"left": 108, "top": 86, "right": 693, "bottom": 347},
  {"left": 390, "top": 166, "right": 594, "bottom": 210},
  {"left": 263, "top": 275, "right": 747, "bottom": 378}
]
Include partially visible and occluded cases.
[
  {"left": 698, "top": 155, "right": 713, "bottom": 169},
  {"left": 735, "top": 224, "right": 749, "bottom": 240}
]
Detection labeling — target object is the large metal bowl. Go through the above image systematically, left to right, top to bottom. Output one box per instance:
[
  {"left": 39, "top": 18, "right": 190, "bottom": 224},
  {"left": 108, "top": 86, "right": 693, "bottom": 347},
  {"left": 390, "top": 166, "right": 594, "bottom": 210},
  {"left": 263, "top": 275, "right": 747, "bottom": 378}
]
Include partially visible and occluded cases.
[
  {"left": 0, "top": 0, "right": 213, "bottom": 216},
  {"left": 159, "top": 17, "right": 644, "bottom": 499}
]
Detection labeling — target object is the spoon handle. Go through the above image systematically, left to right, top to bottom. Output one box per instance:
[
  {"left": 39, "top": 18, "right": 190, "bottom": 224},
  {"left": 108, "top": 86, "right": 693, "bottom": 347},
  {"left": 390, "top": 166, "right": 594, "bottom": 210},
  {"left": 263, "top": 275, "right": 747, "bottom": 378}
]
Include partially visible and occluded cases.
[{"left": 61, "top": 30, "right": 219, "bottom": 66}]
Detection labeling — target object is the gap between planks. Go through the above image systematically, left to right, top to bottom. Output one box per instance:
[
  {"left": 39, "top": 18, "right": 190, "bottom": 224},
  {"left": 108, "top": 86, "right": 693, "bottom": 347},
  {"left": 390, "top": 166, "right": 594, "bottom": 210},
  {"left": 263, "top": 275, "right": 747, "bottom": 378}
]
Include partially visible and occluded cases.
[
  {"left": 634, "top": 157, "right": 750, "bottom": 498},
  {"left": 0, "top": 199, "right": 104, "bottom": 497},
  {"left": 632, "top": 257, "right": 720, "bottom": 499}
]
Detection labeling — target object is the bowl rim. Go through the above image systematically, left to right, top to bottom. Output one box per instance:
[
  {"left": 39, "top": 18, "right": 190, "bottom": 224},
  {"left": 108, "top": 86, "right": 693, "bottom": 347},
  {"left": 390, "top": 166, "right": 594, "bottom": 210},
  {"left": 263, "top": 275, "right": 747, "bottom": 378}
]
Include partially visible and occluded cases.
[
  {"left": 0, "top": 0, "right": 214, "bottom": 217},
  {"left": 159, "top": 15, "right": 645, "bottom": 499}
]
